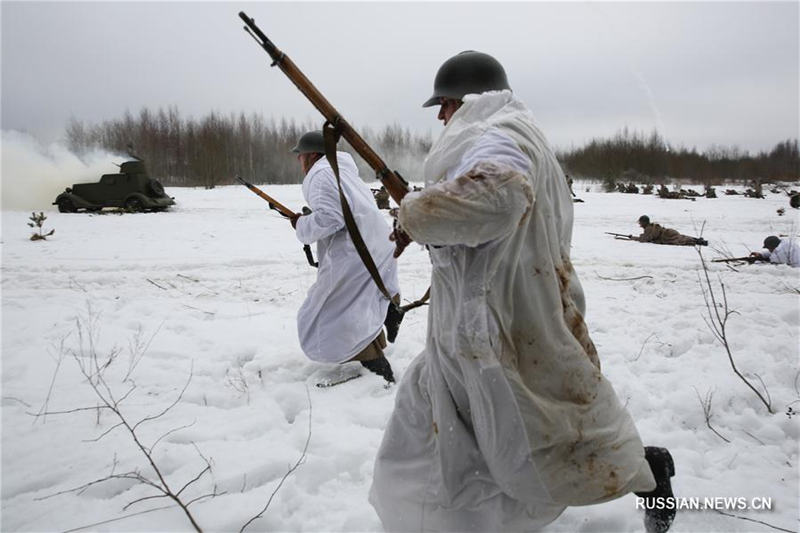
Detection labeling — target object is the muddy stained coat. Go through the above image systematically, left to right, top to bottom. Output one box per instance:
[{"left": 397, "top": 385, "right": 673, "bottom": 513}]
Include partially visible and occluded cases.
[
  {"left": 369, "top": 91, "right": 655, "bottom": 531},
  {"left": 294, "top": 152, "right": 399, "bottom": 364},
  {"left": 637, "top": 223, "right": 697, "bottom": 246}
]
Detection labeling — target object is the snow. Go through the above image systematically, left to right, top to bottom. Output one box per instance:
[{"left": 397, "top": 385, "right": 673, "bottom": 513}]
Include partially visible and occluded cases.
[{"left": 2, "top": 183, "right": 798, "bottom": 532}]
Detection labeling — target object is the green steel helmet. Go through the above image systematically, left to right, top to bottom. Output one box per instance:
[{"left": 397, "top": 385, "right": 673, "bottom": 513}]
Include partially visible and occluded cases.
[
  {"left": 422, "top": 51, "right": 511, "bottom": 108},
  {"left": 290, "top": 131, "right": 325, "bottom": 154},
  {"left": 638, "top": 215, "right": 650, "bottom": 225},
  {"left": 763, "top": 235, "right": 780, "bottom": 250}
]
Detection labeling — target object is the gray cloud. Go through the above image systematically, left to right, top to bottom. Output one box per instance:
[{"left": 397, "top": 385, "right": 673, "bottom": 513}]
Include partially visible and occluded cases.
[{"left": 2, "top": 1, "right": 797, "bottom": 153}]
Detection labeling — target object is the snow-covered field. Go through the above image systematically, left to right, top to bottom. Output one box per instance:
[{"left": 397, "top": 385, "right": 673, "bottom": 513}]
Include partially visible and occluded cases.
[{"left": 2, "top": 184, "right": 798, "bottom": 532}]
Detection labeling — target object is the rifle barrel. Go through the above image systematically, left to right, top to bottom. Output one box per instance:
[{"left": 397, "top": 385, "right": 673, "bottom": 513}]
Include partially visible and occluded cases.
[
  {"left": 239, "top": 11, "right": 409, "bottom": 205},
  {"left": 235, "top": 175, "right": 296, "bottom": 217},
  {"left": 605, "top": 232, "right": 634, "bottom": 239},
  {"left": 711, "top": 256, "right": 757, "bottom": 263}
]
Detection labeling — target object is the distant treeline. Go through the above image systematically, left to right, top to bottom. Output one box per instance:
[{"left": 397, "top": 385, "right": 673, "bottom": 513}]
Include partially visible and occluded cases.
[
  {"left": 65, "top": 106, "right": 432, "bottom": 187},
  {"left": 65, "top": 108, "right": 798, "bottom": 187},
  {"left": 557, "top": 128, "right": 799, "bottom": 185}
]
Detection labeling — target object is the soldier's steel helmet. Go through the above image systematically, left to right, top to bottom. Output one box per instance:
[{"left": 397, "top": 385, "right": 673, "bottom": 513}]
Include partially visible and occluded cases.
[
  {"left": 422, "top": 51, "right": 511, "bottom": 108},
  {"left": 290, "top": 131, "right": 325, "bottom": 154},
  {"left": 638, "top": 215, "right": 650, "bottom": 225},
  {"left": 763, "top": 235, "right": 780, "bottom": 250}
]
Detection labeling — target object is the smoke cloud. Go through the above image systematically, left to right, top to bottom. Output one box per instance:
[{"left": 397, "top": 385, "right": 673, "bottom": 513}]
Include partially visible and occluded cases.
[{"left": 1, "top": 130, "right": 123, "bottom": 211}]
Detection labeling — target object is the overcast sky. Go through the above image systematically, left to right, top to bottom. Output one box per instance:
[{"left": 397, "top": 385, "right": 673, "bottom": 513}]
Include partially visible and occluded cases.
[{"left": 2, "top": 1, "right": 798, "bottom": 153}]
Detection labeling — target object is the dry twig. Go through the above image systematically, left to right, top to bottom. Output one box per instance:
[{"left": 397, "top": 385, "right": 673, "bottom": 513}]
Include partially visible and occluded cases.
[
  {"left": 696, "top": 247, "right": 774, "bottom": 413},
  {"left": 146, "top": 278, "right": 168, "bottom": 291},
  {"left": 32, "top": 312, "right": 214, "bottom": 532},
  {"left": 239, "top": 388, "right": 312, "bottom": 533},
  {"left": 693, "top": 388, "right": 730, "bottom": 443},
  {"left": 713, "top": 510, "right": 794, "bottom": 533}
]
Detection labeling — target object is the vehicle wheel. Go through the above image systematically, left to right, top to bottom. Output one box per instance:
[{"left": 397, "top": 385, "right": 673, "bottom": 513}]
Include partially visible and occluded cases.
[
  {"left": 148, "top": 179, "right": 165, "bottom": 196},
  {"left": 125, "top": 197, "right": 144, "bottom": 213},
  {"left": 57, "top": 198, "right": 76, "bottom": 213}
]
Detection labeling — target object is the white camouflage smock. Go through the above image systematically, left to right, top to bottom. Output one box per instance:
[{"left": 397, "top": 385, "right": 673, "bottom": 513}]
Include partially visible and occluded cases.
[
  {"left": 370, "top": 92, "right": 655, "bottom": 531},
  {"left": 295, "top": 152, "right": 399, "bottom": 364},
  {"left": 758, "top": 238, "right": 800, "bottom": 267}
]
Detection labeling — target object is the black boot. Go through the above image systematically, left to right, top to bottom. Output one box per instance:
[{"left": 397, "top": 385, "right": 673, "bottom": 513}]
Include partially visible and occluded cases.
[
  {"left": 384, "top": 302, "right": 405, "bottom": 343},
  {"left": 361, "top": 356, "right": 395, "bottom": 384},
  {"left": 635, "top": 446, "right": 676, "bottom": 533}
]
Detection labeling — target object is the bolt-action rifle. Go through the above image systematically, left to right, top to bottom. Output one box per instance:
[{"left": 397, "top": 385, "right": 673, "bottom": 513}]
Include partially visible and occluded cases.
[
  {"left": 237, "top": 11, "right": 410, "bottom": 206},
  {"left": 235, "top": 175, "right": 318, "bottom": 268},
  {"left": 605, "top": 232, "right": 637, "bottom": 240},
  {"left": 711, "top": 256, "right": 766, "bottom": 264}
]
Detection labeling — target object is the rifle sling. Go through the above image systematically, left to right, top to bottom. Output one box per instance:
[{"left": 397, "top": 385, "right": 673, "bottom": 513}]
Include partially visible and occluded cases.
[
  {"left": 322, "top": 123, "right": 432, "bottom": 318},
  {"left": 323, "top": 123, "right": 393, "bottom": 301}
]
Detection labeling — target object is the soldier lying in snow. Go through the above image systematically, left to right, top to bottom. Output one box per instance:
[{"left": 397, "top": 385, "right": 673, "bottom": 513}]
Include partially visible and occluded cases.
[
  {"left": 632, "top": 215, "right": 708, "bottom": 246},
  {"left": 750, "top": 235, "right": 799, "bottom": 267}
]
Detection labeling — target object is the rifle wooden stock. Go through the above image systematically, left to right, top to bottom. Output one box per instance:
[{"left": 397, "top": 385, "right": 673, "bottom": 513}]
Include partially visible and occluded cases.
[
  {"left": 239, "top": 11, "right": 410, "bottom": 205},
  {"left": 235, "top": 175, "right": 296, "bottom": 217}
]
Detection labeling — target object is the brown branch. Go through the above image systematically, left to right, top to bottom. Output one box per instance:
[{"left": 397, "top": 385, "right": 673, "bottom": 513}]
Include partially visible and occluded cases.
[
  {"left": 696, "top": 248, "right": 774, "bottom": 413},
  {"left": 146, "top": 278, "right": 168, "bottom": 290},
  {"left": 182, "top": 304, "right": 216, "bottom": 316},
  {"left": 38, "top": 313, "right": 212, "bottom": 532},
  {"left": 125, "top": 321, "right": 164, "bottom": 382},
  {"left": 630, "top": 333, "right": 656, "bottom": 362},
  {"left": 33, "top": 334, "right": 69, "bottom": 423},
  {"left": 133, "top": 367, "right": 193, "bottom": 432},
  {"left": 240, "top": 388, "right": 312, "bottom": 533},
  {"left": 693, "top": 388, "right": 730, "bottom": 443},
  {"left": 3, "top": 396, "right": 32, "bottom": 408},
  {"left": 28, "top": 405, "right": 113, "bottom": 417},
  {"left": 149, "top": 420, "right": 197, "bottom": 454},
  {"left": 83, "top": 421, "right": 125, "bottom": 442},
  {"left": 742, "top": 430, "right": 765, "bottom": 445},
  {"left": 176, "top": 465, "right": 211, "bottom": 498},
  {"left": 35, "top": 471, "right": 142, "bottom": 501},
  {"left": 184, "top": 490, "right": 226, "bottom": 507},
  {"left": 122, "top": 493, "right": 169, "bottom": 511},
  {"left": 60, "top": 504, "right": 174, "bottom": 533},
  {"left": 713, "top": 510, "right": 794, "bottom": 533}
]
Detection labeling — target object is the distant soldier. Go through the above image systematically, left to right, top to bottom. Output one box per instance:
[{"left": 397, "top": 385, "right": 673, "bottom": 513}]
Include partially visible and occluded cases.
[
  {"left": 744, "top": 179, "right": 764, "bottom": 198},
  {"left": 656, "top": 184, "right": 682, "bottom": 199},
  {"left": 704, "top": 185, "right": 717, "bottom": 198},
  {"left": 790, "top": 193, "right": 799, "bottom": 209},
  {"left": 631, "top": 215, "right": 707, "bottom": 246},
  {"left": 749, "top": 236, "right": 799, "bottom": 267}
]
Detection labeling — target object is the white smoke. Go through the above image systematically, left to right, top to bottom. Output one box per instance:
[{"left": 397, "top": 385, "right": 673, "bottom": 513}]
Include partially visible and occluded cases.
[{"left": 1, "top": 130, "right": 124, "bottom": 211}]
